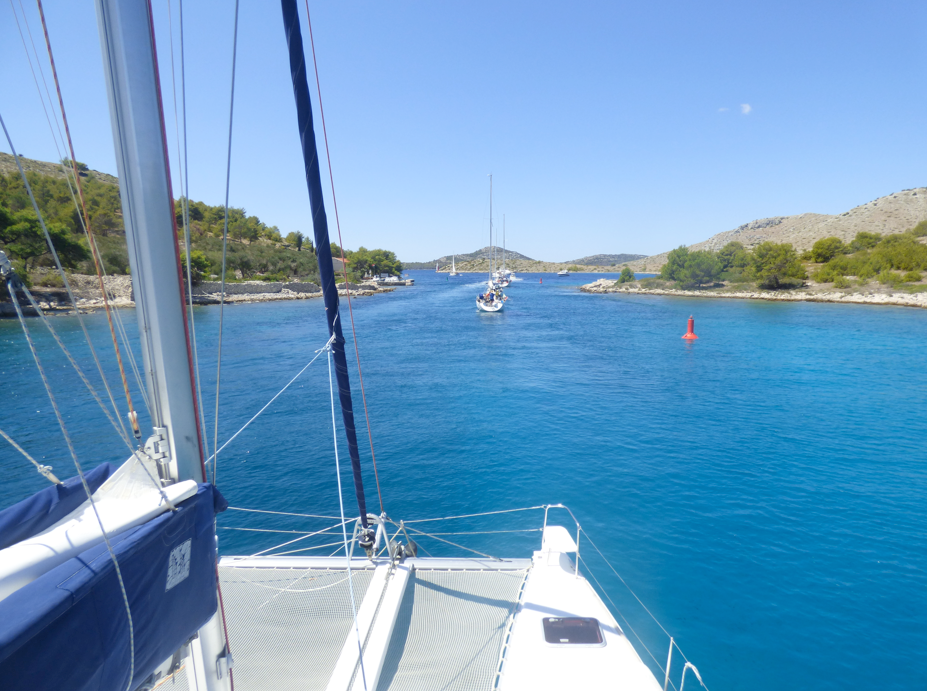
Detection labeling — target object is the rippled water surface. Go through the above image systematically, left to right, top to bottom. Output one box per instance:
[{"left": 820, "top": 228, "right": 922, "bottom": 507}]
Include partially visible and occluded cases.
[{"left": 2, "top": 270, "right": 925, "bottom": 690}]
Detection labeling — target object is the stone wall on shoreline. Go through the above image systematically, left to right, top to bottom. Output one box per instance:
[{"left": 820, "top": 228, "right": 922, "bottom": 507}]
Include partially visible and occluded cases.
[{"left": 192, "top": 280, "right": 325, "bottom": 295}]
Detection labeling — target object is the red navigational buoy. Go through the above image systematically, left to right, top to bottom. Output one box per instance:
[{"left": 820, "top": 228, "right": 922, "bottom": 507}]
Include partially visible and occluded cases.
[
  {"left": 540, "top": 278, "right": 543, "bottom": 284},
  {"left": 682, "top": 315, "right": 698, "bottom": 340}
]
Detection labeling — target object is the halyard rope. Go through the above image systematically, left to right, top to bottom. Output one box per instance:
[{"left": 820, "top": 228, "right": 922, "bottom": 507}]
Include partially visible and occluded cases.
[
  {"left": 36, "top": 0, "right": 142, "bottom": 441},
  {"left": 213, "top": 0, "right": 241, "bottom": 486},
  {"left": 304, "top": 1, "right": 385, "bottom": 516},
  {"left": 327, "top": 340, "right": 369, "bottom": 691}
]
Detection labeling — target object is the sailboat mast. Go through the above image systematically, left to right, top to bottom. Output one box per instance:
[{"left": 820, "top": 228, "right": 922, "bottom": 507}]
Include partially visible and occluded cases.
[
  {"left": 96, "top": 0, "right": 204, "bottom": 484},
  {"left": 488, "top": 174, "right": 493, "bottom": 281},
  {"left": 503, "top": 214, "right": 506, "bottom": 271}
]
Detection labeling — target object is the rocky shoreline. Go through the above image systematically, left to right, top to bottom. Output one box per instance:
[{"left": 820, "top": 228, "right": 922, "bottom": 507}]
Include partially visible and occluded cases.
[
  {"left": 1, "top": 274, "right": 395, "bottom": 317},
  {"left": 580, "top": 278, "right": 927, "bottom": 309}
]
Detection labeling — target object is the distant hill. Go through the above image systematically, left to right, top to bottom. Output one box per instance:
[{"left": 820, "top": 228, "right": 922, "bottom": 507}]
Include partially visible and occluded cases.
[
  {"left": 625, "top": 187, "right": 927, "bottom": 272},
  {"left": 404, "top": 246, "right": 534, "bottom": 269},
  {"left": 567, "top": 253, "right": 647, "bottom": 266}
]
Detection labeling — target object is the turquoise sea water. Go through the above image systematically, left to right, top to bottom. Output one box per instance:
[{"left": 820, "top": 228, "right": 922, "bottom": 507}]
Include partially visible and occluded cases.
[{"left": 1, "top": 270, "right": 925, "bottom": 690}]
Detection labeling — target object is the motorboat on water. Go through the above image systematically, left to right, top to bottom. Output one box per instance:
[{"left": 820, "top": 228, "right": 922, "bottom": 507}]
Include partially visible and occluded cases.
[{"left": 557, "top": 269, "right": 570, "bottom": 276}]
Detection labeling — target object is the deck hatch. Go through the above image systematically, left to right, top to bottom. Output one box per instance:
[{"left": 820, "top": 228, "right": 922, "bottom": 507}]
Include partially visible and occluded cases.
[{"left": 542, "top": 617, "right": 605, "bottom": 646}]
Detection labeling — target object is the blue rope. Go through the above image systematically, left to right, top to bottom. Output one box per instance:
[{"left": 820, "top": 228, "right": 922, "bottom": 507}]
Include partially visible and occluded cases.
[{"left": 279, "top": 0, "right": 370, "bottom": 528}]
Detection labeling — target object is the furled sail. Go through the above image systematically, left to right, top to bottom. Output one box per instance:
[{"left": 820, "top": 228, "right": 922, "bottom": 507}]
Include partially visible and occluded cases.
[
  {"left": 280, "top": 0, "right": 372, "bottom": 534},
  {"left": 0, "top": 463, "right": 114, "bottom": 552}
]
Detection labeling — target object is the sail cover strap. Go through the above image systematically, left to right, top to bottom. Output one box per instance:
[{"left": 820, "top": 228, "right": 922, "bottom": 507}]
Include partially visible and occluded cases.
[{"left": 280, "top": 0, "right": 369, "bottom": 528}]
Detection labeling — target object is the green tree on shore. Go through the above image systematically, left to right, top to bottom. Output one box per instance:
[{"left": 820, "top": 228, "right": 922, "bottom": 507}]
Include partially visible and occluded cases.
[
  {"left": 0, "top": 204, "right": 89, "bottom": 272},
  {"left": 810, "top": 237, "right": 846, "bottom": 263},
  {"left": 750, "top": 242, "right": 806, "bottom": 289},
  {"left": 660, "top": 246, "right": 689, "bottom": 281},
  {"left": 681, "top": 250, "right": 722, "bottom": 287},
  {"left": 617, "top": 266, "right": 635, "bottom": 283}
]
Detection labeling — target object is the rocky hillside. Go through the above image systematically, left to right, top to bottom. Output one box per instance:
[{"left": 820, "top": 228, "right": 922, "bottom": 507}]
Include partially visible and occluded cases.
[
  {"left": 0, "top": 152, "right": 119, "bottom": 186},
  {"left": 626, "top": 187, "right": 927, "bottom": 272},
  {"left": 567, "top": 253, "right": 647, "bottom": 266},
  {"left": 449, "top": 257, "right": 617, "bottom": 273}
]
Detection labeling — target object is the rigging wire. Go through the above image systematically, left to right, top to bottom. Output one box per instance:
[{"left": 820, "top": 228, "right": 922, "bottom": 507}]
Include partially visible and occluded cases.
[
  {"left": 8, "top": 0, "right": 65, "bottom": 160},
  {"left": 14, "top": 0, "right": 68, "bottom": 158},
  {"left": 35, "top": 0, "right": 143, "bottom": 442},
  {"left": 165, "top": 0, "right": 210, "bottom": 461},
  {"left": 213, "top": 0, "right": 241, "bottom": 485},
  {"left": 303, "top": 2, "right": 385, "bottom": 516},
  {"left": 1, "top": 10, "right": 139, "bottom": 430},
  {"left": 0, "top": 113, "right": 134, "bottom": 449},
  {"left": 6, "top": 275, "right": 136, "bottom": 691},
  {"left": 18, "top": 281, "right": 135, "bottom": 453},
  {"left": 207, "top": 342, "right": 329, "bottom": 464},
  {"left": 326, "top": 342, "right": 369, "bottom": 691},
  {"left": 0, "top": 426, "right": 61, "bottom": 484},
  {"left": 402, "top": 505, "right": 548, "bottom": 524},
  {"left": 227, "top": 506, "right": 342, "bottom": 520},
  {"left": 249, "top": 519, "right": 353, "bottom": 557},
  {"left": 395, "top": 522, "right": 500, "bottom": 561},
  {"left": 578, "top": 554, "right": 676, "bottom": 689}
]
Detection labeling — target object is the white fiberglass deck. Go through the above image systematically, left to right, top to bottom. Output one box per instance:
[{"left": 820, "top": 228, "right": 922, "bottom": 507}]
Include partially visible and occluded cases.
[{"left": 191, "top": 527, "right": 662, "bottom": 691}]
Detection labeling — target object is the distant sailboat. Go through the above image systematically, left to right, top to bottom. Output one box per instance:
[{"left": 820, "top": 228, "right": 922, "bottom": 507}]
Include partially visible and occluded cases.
[{"left": 449, "top": 254, "right": 459, "bottom": 277}]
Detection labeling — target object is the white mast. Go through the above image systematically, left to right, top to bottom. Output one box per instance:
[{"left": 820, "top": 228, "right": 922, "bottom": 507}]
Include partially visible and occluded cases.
[
  {"left": 95, "top": 0, "right": 203, "bottom": 485},
  {"left": 95, "top": 2, "right": 230, "bottom": 689},
  {"left": 488, "top": 174, "right": 493, "bottom": 282},
  {"left": 503, "top": 214, "right": 506, "bottom": 272}
]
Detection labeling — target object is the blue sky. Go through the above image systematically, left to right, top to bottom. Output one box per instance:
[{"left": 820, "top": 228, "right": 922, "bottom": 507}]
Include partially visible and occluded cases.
[{"left": 2, "top": 1, "right": 925, "bottom": 262}]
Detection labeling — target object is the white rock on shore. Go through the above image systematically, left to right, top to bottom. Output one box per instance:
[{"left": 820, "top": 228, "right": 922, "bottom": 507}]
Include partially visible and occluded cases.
[{"left": 580, "top": 278, "right": 927, "bottom": 309}]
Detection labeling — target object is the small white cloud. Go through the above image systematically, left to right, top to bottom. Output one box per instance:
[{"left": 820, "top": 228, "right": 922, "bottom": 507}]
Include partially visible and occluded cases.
[
  {"left": 740, "top": 103, "right": 752, "bottom": 115},
  {"left": 718, "top": 107, "right": 729, "bottom": 112}
]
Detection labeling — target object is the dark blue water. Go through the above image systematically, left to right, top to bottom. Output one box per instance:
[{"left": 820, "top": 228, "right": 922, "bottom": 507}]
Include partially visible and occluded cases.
[{"left": 2, "top": 270, "right": 925, "bottom": 690}]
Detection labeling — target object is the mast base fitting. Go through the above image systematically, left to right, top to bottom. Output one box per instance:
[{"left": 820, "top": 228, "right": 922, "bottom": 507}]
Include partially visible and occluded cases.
[{"left": 358, "top": 528, "right": 376, "bottom": 549}]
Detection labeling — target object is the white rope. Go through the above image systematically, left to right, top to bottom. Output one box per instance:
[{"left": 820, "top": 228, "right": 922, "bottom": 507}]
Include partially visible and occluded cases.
[
  {"left": 166, "top": 0, "right": 209, "bottom": 462},
  {"left": 212, "top": 0, "right": 241, "bottom": 485},
  {"left": 7, "top": 279, "right": 136, "bottom": 691},
  {"left": 16, "top": 280, "right": 135, "bottom": 453},
  {"left": 206, "top": 341, "right": 330, "bottom": 464},
  {"left": 327, "top": 342, "right": 369, "bottom": 691},
  {"left": 0, "top": 426, "right": 60, "bottom": 484},
  {"left": 402, "top": 505, "right": 548, "bottom": 524},
  {"left": 227, "top": 506, "right": 341, "bottom": 520},
  {"left": 248, "top": 519, "right": 353, "bottom": 557},
  {"left": 220, "top": 527, "right": 342, "bottom": 535},
  {"left": 263, "top": 540, "right": 349, "bottom": 557}
]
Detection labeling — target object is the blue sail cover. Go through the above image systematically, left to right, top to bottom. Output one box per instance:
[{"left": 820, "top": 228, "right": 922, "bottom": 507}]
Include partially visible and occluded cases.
[
  {"left": 0, "top": 463, "right": 115, "bottom": 551},
  {"left": 0, "top": 483, "right": 226, "bottom": 691}
]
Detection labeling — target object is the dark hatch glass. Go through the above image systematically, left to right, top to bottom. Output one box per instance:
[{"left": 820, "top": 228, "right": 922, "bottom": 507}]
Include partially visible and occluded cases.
[{"left": 542, "top": 617, "right": 604, "bottom": 644}]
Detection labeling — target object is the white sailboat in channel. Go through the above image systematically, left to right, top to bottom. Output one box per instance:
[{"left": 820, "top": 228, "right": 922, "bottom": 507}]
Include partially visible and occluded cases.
[
  {"left": 0, "top": 2, "right": 708, "bottom": 691},
  {"left": 477, "top": 175, "right": 506, "bottom": 312},
  {"left": 449, "top": 254, "right": 459, "bottom": 276}
]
